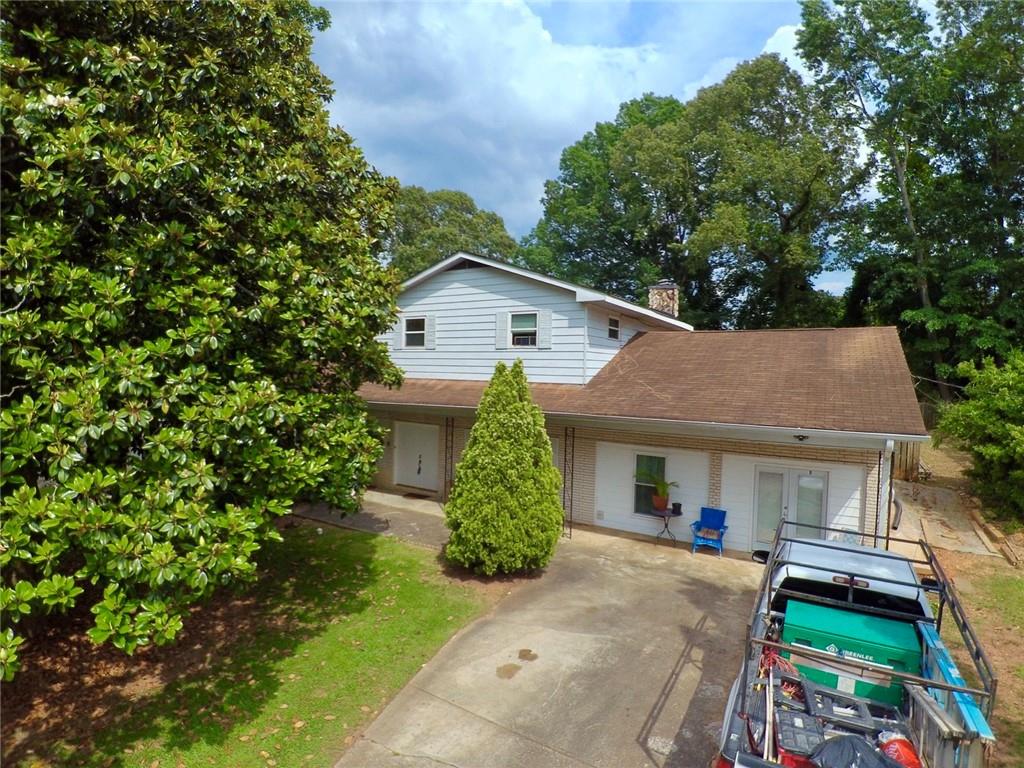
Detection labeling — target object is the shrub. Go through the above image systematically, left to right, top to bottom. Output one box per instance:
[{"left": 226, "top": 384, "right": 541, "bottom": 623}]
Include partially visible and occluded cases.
[
  {"left": 938, "top": 350, "right": 1024, "bottom": 524},
  {"left": 444, "top": 360, "right": 563, "bottom": 575}
]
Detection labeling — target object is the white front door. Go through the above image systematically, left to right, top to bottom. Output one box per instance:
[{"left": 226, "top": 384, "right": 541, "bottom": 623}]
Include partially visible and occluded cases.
[
  {"left": 393, "top": 422, "right": 439, "bottom": 491},
  {"left": 754, "top": 467, "right": 828, "bottom": 548}
]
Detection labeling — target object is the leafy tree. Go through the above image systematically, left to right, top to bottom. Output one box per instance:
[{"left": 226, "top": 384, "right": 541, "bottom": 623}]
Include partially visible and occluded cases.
[
  {"left": 0, "top": 0, "right": 399, "bottom": 679},
  {"left": 799, "top": 0, "right": 1024, "bottom": 396},
  {"left": 521, "top": 60, "right": 861, "bottom": 329},
  {"left": 517, "top": 93, "right": 688, "bottom": 306},
  {"left": 384, "top": 186, "right": 517, "bottom": 279},
  {"left": 938, "top": 351, "right": 1024, "bottom": 524},
  {"left": 444, "top": 360, "right": 562, "bottom": 575}
]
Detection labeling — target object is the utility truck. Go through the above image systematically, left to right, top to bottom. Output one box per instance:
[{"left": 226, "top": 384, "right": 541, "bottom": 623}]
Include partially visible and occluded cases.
[{"left": 714, "top": 521, "right": 996, "bottom": 768}]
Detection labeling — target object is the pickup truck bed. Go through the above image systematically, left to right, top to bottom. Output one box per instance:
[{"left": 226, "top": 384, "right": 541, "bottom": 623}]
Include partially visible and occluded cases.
[{"left": 715, "top": 521, "right": 996, "bottom": 768}]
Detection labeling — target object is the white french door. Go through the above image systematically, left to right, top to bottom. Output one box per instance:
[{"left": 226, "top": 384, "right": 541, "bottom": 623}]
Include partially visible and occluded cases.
[{"left": 754, "top": 466, "right": 828, "bottom": 548}]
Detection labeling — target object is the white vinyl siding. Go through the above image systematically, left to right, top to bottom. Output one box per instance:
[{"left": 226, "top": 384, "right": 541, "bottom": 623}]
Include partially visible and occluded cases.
[
  {"left": 389, "top": 265, "right": 589, "bottom": 383},
  {"left": 584, "top": 306, "right": 657, "bottom": 379}
]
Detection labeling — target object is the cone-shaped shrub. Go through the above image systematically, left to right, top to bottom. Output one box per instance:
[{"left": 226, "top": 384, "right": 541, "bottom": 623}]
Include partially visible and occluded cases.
[{"left": 444, "top": 360, "right": 563, "bottom": 575}]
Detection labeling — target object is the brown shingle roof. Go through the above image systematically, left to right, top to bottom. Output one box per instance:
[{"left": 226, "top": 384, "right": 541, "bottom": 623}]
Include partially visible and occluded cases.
[
  {"left": 359, "top": 327, "right": 927, "bottom": 437},
  {"left": 359, "top": 378, "right": 582, "bottom": 413}
]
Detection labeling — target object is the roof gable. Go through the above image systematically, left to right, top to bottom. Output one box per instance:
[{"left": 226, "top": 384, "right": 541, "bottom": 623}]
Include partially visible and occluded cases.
[{"left": 400, "top": 252, "right": 693, "bottom": 332}]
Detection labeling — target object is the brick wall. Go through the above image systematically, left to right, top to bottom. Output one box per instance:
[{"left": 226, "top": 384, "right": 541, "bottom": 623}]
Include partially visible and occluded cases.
[{"left": 709, "top": 451, "right": 723, "bottom": 507}]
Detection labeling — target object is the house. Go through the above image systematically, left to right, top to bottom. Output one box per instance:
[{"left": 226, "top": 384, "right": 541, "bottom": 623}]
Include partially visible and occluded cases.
[{"left": 359, "top": 252, "right": 928, "bottom": 553}]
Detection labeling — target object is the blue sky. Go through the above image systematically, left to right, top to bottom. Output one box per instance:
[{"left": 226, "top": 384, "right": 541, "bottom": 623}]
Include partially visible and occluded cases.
[{"left": 311, "top": 1, "right": 851, "bottom": 294}]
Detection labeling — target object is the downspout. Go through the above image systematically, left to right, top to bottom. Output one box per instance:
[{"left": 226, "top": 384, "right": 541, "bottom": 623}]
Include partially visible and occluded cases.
[
  {"left": 877, "top": 440, "right": 894, "bottom": 549},
  {"left": 886, "top": 450, "right": 896, "bottom": 551}
]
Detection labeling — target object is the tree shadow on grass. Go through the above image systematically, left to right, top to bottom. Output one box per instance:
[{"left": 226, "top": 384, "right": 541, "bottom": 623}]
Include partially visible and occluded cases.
[{"left": 2, "top": 523, "right": 382, "bottom": 767}]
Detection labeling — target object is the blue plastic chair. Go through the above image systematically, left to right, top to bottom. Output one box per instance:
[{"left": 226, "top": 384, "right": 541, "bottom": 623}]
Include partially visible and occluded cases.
[{"left": 691, "top": 506, "right": 728, "bottom": 557}]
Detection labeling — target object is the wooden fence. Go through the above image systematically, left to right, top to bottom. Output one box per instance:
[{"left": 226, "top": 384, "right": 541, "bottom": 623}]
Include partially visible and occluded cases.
[{"left": 894, "top": 440, "right": 922, "bottom": 481}]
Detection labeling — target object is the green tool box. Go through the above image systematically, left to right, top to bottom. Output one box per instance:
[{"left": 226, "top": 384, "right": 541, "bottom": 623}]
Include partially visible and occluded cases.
[{"left": 781, "top": 600, "right": 922, "bottom": 705}]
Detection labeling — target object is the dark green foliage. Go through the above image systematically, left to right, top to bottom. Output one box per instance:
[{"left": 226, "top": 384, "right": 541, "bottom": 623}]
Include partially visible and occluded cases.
[
  {"left": 0, "top": 0, "right": 400, "bottom": 678},
  {"left": 799, "top": 0, "right": 1024, "bottom": 391},
  {"left": 519, "top": 61, "right": 861, "bottom": 329},
  {"left": 517, "top": 94, "right": 687, "bottom": 304},
  {"left": 384, "top": 186, "right": 517, "bottom": 279},
  {"left": 938, "top": 351, "right": 1024, "bottom": 525},
  {"left": 444, "top": 361, "right": 563, "bottom": 575}
]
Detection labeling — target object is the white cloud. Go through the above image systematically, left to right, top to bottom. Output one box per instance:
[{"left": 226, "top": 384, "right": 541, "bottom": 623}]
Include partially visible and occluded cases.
[
  {"left": 314, "top": 1, "right": 801, "bottom": 236},
  {"left": 761, "top": 23, "right": 811, "bottom": 81},
  {"left": 815, "top": 270, "right": 854, "bottom": 296}
]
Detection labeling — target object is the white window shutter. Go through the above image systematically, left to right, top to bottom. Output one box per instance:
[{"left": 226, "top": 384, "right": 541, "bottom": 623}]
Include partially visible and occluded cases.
[
  {"left": 538, "top": 309, "right": 552, "bottom": 349},
  {"left": 495, "top": 312, "right": 508, "bottom": 349},
  {"left": 425, "top": 314, "right": 436, "bottom": 350},
  {"left": 393, "top": 317, "right": 403, "bottom": 350}
]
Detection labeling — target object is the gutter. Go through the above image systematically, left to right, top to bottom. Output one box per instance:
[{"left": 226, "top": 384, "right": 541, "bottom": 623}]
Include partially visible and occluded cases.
[{"left": 362, "top": 399, "right": 930, "bottom": 443}]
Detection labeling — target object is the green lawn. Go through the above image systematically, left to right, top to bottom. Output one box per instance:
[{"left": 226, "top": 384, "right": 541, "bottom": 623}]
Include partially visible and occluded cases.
[
  {"left": 41, "top": 525, "right": 486, "bottom": 767},
  {"left": 938, "top": 554, "right": 1024, "bottom": 768},
  {"left": 961, "top": 566, "right": 1024, "bottom": 766}
]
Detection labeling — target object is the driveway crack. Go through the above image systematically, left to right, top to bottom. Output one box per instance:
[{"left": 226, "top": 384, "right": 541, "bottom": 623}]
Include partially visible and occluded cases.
[
  {"left": 411, "top": 684, "right": 601, "bottom": 768},
  {"left": 364, "top": 735, "right": 464, "bottom": 768}
]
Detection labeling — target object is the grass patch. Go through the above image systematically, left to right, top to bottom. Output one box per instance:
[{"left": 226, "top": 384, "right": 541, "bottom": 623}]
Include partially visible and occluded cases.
[
  {"left": 10, "top": 525, "right": 486, "bottom": 768},
  {"left": 938, "top": 554, "right": 1024, "bottom": 768},
  {"left": 974, "top": 573, "right": 1024, "bottom": 626}
]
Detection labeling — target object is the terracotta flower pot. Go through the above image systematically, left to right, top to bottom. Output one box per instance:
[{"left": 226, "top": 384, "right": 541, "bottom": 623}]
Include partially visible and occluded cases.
[{"left": 652, "top": 494, "right": 669, "bottom": 511}]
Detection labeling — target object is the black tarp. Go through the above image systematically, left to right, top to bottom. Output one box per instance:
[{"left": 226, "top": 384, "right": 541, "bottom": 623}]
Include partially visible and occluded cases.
[{"left": 811, "top": 735, "right": 906, "bottom": 768}]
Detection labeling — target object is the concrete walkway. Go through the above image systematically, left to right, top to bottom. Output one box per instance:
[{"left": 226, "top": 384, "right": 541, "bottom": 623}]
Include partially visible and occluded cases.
[
  {"left": 892, "top": 480, "right": 1000, "bottom": 558},
  {"left": 294, "top": 490, "right": 450, "bottom": 550},
  {"left": 323, "top": 501, "right": 762, "bottom": 768}
]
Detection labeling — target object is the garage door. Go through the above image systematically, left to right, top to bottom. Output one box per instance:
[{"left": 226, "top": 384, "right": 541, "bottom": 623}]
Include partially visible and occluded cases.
[{"left": 393, "top": 421, "right": 440, "bottom": 491}]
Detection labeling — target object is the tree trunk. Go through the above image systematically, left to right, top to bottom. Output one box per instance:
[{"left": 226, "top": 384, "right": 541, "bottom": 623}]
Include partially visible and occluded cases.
[{"left": 889, "top": 146, "right": 953, "bottom": 401}]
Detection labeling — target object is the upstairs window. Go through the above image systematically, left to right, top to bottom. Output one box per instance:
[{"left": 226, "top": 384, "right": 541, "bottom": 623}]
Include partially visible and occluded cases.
[
  {"left": 510, "top": 312, "right": 538, "bottom": 347},
  {"left": 608, "top": 316, "right": 620, "bottom": 340},
  {"left": 404, "top": 317, "right": 426, "bottom": 347}
]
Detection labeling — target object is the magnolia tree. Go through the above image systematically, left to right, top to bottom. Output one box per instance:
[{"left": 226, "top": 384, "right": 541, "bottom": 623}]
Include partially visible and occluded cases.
[
  {"left": 0, "top": 0, "right": 400, "bottom": 679},
  {"left": 444, "top": 360, "right": 563, "bottom": 575}
]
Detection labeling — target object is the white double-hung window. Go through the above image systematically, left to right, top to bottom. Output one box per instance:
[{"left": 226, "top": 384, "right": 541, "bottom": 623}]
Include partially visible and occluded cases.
[
  {"left": 510, "top": 312, "right": 538, "bottom": 347},
  {"left": 404, "top": 316, "right": 426, "bottom": 347}
]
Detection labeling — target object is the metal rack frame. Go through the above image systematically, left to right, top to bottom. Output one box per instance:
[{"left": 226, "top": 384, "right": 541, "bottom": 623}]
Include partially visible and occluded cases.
[{"left": 738, "top": 520, "right": 998, "bottom": 721}]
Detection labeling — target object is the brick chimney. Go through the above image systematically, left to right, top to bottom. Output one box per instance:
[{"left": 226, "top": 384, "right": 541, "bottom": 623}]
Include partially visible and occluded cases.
[{"left": 648, "top": 279, "right": 679, "bottom": 318}]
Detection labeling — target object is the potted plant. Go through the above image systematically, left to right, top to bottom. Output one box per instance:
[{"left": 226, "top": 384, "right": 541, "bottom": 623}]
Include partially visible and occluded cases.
[{"left": 636, "top": 471, "right": 679, "bottom": 512}]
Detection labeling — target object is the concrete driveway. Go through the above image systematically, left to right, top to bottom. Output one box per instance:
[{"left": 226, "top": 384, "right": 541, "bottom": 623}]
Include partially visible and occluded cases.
[{"left": 335, "top": 525, "right": 761, "bottom": 768}]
